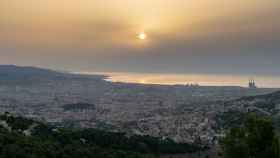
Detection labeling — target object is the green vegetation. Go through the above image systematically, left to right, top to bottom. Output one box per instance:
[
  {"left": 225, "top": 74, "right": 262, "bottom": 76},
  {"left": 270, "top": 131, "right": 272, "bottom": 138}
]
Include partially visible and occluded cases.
[
  {"left": 216, "top": 111, "right": 247, "bottom": 130},
  {"left": 0, "top": 113, "right": 201, "bottom": 158},
  {"left": 220, "top": 114, "right": 280, "bottom": 158}
]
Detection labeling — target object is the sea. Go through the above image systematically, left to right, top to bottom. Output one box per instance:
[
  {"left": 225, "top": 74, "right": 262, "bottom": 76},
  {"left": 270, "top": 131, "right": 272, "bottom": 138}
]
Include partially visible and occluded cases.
[{"left": 76, "top": 72, "right": 280, "bottom": 88}]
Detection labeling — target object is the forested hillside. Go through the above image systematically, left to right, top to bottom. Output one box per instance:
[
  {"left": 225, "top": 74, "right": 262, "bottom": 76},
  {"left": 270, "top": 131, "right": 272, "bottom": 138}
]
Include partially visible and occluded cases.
[{"left": 0, "top": 113, "right": 202, "bottom": 158}]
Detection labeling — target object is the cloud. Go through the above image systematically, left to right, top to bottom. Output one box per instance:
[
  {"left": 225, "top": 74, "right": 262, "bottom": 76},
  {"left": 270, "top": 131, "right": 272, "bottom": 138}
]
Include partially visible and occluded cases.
[{"left": 0, "top": 0, "right": 280, "bottom": 75}]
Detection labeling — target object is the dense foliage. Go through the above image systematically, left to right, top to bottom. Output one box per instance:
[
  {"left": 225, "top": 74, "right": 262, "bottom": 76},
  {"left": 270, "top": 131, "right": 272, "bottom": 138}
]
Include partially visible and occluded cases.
[
  {"left": 216, "top": 111, "right": 247, "bottom": 130},
  {"left": 0, "top": 113, "right": 201, "bottom": 158},
  {"left": 221, "top": 114, "right": 280, "bottom": 158}
]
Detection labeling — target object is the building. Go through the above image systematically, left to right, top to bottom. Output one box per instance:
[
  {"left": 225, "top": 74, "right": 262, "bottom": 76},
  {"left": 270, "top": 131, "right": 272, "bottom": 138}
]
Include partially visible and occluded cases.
[{"left": 248, "top": 79, "right": 257, "bottom": 89}]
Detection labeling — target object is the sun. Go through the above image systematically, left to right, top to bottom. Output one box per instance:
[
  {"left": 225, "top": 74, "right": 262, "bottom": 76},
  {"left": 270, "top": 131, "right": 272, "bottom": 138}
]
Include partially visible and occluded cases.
[{"left": 138, "top": 32, "right": 147, "bottom": 40}]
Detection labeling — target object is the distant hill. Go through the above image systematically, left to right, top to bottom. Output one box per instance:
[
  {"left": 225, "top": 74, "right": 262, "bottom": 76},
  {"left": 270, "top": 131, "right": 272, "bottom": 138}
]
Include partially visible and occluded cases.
[
  {"left": 0, "top": 65, "right": 65, "bottom": 80},
  {"left": 0, "top": 65, "right": 105, "bottom": 83},
  {"left": 216, "top": 90, "right": 280, "bottom": 130},
  {"left": 226, "top": 90, "right": 280, "bottom": 113},
  {"left": 236, "top": 90, "right": 280, "bottom": 102}
]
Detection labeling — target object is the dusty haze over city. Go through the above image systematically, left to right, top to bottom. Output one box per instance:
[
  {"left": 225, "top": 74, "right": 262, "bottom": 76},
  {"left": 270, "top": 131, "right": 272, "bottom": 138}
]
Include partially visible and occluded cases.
[
  {"left": 1, "top": 0, "right": 280, "bottom": 78},
  {"left": 1, "top": 1, "right": 280, "bottom": 157}
]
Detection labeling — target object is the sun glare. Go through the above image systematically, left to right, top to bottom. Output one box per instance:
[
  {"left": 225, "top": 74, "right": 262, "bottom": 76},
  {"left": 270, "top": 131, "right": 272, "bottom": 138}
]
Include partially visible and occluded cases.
[{"left": 138, "top": 32, "right": 147, "bottom": 40}]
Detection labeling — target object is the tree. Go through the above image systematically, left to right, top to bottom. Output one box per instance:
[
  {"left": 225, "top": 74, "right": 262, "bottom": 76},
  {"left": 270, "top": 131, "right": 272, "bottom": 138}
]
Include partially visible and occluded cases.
[{"left": 221, "top": 114, "right": 280, "bottom": 158}]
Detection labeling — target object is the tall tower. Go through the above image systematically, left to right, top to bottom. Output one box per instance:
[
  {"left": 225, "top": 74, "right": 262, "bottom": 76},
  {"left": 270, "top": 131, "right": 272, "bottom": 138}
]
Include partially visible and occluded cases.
[{"left": 248, "top": 79, "right": 257, "bottom": 89}]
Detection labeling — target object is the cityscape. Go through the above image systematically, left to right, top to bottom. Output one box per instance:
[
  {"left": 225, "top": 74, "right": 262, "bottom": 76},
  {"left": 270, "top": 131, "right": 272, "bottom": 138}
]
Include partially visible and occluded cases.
[
  {"left": 1, "top": 0, "right": 280, "bottom": 157},
  {"left": 0, "top": 65, "right": 280, "bottom": 158}
]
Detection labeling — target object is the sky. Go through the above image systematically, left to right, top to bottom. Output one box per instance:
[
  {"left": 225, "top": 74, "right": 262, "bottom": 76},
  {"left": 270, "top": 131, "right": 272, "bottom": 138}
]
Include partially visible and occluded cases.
[{"left": 1, "top": 0, "right": 280, "bottom": 75}]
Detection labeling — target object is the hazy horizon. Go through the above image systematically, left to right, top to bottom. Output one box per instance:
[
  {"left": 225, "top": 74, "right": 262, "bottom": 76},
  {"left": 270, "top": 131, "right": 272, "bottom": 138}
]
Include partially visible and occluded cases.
[
  {"left": 1, "top": 0, "right": 280, "bottom": 76},
  {"left": 0, "top": 64, "right": 280, "bottom": 88},
  {"left": 72, "top": 71, "right": 280, "bottom": 88}
]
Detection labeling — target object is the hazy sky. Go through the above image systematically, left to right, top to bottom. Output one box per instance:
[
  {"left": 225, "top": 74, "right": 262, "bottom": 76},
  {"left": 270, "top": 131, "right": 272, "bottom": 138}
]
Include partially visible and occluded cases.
[{"left": 1, "top": 0, "right": 280, "bottom": 75}]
